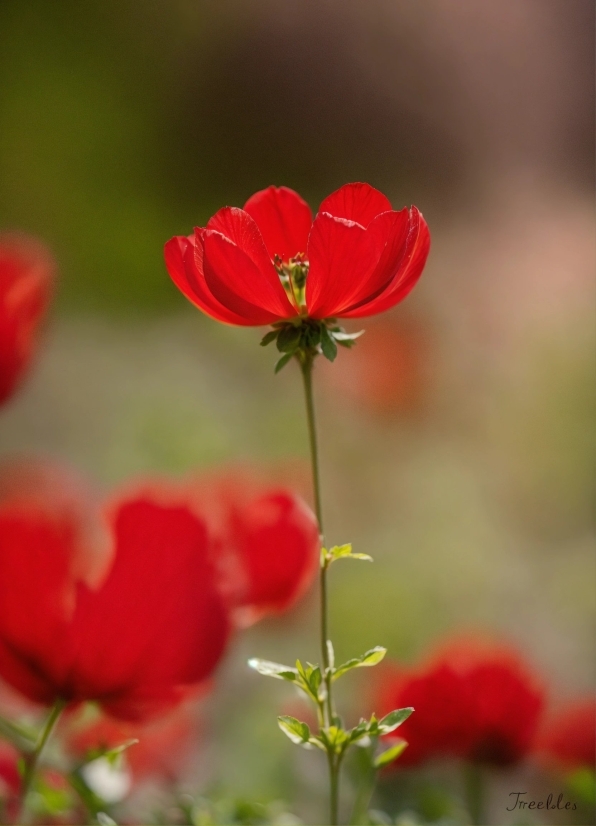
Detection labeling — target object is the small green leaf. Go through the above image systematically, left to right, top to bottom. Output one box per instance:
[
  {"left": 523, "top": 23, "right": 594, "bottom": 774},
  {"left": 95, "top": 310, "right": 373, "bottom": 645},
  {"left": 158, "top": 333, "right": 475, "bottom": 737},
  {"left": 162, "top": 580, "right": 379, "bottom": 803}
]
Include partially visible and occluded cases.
[
  {"left": 320, "top": 326, "right": 338, "bottom": 361},
  {"left": 331, "top": 329, "right": 364, "bottom": 342},
  {"left": 260, "top": 330, "right": 278, "bottom": 347},
  {"left": 274, "top": 352, "right": 295, "bottom": 373},
  {"left": 323, "top": 544, "right": 373, "bottom": 566},
  {"left": 326, "top": 640, "right": 335, "bottom": 669},
  {"left": 333, "top": 647, "right": 387, "bottom": 680},
  {"left": 248, "top": 658, "right": 298, "bottom": 681},
  {"left": 377, "top": 707, "right": 414, "bottom": 734},
  {"left": 277, "top": 716, "right": 311, "bottom": 745},
  {"left": 102, "top": 739, "right": 139, "bottom": 767},
  {"left": 374, "top": 740, "right": 408, "bottom": 768}
]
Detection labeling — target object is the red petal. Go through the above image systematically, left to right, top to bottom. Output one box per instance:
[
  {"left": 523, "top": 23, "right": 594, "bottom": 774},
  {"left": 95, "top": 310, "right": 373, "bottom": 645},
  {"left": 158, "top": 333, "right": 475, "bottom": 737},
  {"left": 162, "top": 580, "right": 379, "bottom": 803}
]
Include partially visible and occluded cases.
[
  {"left": 318, "top": 183, "right": 392, "bottom": 228},
  {"left": 243, "top": 186, "right": 312, "bottom": 262},
  {"left": 341, "top": 208, "right": 430, "bottom": 318},
  {"left": 305, "top": 212, "right": 380, "bottom": 319},
  {"left": 0, "top": 234, "right": 55, "bottom": 404},
  {"left": 165, "top": 234, "right": 254, "bottom": 325},
  {"left": 0, "top": 461, "right": 111, "bottom": 705},
  {"left": 227, "top": 491, "right": 319, "bottom": 624},
  {"left": 69, "top": 497, "right": 230, "bottom": 721}
]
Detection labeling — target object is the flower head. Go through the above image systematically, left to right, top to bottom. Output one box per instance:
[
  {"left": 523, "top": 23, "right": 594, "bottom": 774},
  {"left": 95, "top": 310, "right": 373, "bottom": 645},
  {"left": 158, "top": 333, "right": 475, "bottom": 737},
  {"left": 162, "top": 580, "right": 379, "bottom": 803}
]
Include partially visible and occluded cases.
[
  {"left": 165, "top": 183, "right": 430, "bottom": 327},
  {"left": 0, "top": 235, "right": 54, "bottom": 404},
  {"left": 0, "top": 460, "right": 230, "bottom": 721},
  {"left": 377, "top": 636, "right": 544, "bottom": 768}
]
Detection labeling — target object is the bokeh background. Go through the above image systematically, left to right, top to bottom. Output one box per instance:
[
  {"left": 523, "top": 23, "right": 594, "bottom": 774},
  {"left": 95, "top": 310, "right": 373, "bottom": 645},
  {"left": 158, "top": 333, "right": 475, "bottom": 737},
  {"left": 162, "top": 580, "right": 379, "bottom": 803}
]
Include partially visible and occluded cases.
[{"left": 0, "top": 1, "right": 594, "bottom": 823}]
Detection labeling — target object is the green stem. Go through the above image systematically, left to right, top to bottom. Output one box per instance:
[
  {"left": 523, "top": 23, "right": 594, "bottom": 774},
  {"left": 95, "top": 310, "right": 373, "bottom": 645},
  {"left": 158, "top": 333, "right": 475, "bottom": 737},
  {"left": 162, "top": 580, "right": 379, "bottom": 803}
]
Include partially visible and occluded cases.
[
  {"left": 300, "top": 353, "right": 339, "bottom": 825},
  {"left": 16, "top": 699, "right": 65, "bottom": 825},
  {"left": 464, "top": 762, "right": 485, "bottom": 825}
]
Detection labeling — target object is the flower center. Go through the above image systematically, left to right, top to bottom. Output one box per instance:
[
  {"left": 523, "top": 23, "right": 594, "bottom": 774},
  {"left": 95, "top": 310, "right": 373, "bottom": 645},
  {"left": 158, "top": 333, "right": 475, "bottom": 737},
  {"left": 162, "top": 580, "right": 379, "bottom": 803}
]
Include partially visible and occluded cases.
[{"left": 274, "top": 253, "right": 309, "bottom": 313}]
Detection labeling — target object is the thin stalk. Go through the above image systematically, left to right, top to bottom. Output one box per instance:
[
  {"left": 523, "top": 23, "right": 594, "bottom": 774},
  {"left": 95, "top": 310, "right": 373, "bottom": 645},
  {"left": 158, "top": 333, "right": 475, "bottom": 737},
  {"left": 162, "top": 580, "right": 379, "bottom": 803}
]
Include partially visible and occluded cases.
[
  {"left": 300, "top": 353, "right": 340, "bottom": 824},
  {"left": 16, "top": 698, "right": 65, "bottom": 825},
  {"left": 464, "top": 762, "right": 485, "bottom": 825}
]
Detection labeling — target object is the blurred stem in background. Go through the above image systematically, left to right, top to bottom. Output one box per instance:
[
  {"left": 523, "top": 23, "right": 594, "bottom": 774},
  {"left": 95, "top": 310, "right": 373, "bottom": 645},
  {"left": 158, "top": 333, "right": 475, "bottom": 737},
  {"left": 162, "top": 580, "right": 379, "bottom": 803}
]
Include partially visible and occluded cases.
[
  {"left": 300, "top": 353, "right": 341, "bottom": 825},
  {"left": 16, "top": 698, "right": 66, "bottom": 825},
  {"left": 463, "top": 763, "right": 485, "bottom": 826}
]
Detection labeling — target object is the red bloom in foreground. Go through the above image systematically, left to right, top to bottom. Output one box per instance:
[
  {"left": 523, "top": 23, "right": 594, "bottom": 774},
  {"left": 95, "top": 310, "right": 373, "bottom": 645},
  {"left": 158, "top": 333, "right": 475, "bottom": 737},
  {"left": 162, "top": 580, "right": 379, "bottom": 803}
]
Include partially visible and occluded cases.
[
  {"left": 165, "top": 183, "right": 430, "bottom": 325},
  {"left": 0, "top": 235, "right": 54, "bottom": 404},
  {"left": 0, "top": 461, "right": 230, "bottom": 721},
  {"left": 377, "top": 637, "right": 544, "bottom": 768},
  {"left": 535, "top": 699, "right": 596, "bottom": 771}
]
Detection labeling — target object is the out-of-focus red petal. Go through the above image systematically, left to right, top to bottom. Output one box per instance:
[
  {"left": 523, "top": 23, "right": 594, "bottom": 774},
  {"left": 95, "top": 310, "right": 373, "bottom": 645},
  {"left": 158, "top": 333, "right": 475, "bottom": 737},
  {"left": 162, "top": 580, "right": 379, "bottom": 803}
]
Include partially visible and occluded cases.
[
  {"left": 318, "top": 183, "right": 392, "bottom": 228},
  {"left": 243, "top": 186, "right": 312, "bottom": 262},
  {"left": 204, "top": 207, "right": 298, "bottom": 321},
  {"left": 343, "top": 209, "right": 430, "bottom": 318},
  {"left": 305, "top": 213, "right": 381, "bottom": 319},
  {"left": 0, "top": 234, "right": 54, "bottom": 404},
  {"left": 164, "top": 234, "right": 254, "bottom": 325},
  {"left": 0, "top": 460, "right": 111, "bottom": 705},
  {"left": 227, "top": 491, "right": 320, "bottom": 625},
  {"left": 68, "top": 497, "right": 230, "bottom": 721},
  {"left": 535, "top": 699, "right": 596, "bottom": 771}
]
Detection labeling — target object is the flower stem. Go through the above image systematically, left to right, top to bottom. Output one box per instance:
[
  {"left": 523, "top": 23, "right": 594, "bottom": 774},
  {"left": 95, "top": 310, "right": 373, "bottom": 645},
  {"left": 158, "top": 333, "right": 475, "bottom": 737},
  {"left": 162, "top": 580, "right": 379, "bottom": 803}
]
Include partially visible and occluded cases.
[
  {"left": 300, "top": 353, "right": 340, "bottom": 825},
  {"left": 16, "top": 698, "right": 65, "bottom": 825},
  {"left": 463, "top": 762, "right": 485, "bottom": 825}
]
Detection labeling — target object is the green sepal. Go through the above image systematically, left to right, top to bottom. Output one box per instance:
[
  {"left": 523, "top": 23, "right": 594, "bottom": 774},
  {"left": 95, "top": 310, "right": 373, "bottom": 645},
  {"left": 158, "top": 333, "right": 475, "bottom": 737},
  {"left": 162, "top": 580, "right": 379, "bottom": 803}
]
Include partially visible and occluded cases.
[
  {"left": 276, "top": 325, "right": 302, "bottom": 353},
  {"left": 320, "top": 325, "right": 338, "bottom": 361},
  {"left": 260, "top": 330, "right": 278, "bottom": 347},
  {"left": 274, "top": 352, "right": 295, "bottom": 373},
  {"left": 333, "top": 646, "right": 387, "bottom": 681},
  {"left": 248, "top": 658, "right": 299, "bottom": 682},
  {"left": 0, "top": 714, "right": 37, "bottom": 752},
  {"left": 277, "top": 715, "right": 311, "bottom": 746},
  {"left": 374, "top": 739, "right": 408, "bottom": 768}
]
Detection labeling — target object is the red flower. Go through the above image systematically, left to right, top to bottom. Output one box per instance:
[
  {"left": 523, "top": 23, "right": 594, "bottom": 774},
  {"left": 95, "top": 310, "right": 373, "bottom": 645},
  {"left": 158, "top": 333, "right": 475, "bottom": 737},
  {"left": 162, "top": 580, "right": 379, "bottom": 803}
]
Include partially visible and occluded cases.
[
  {"left": 165, "top": 183, "right": 430, "bottom": 325},
  {"left": 0, "top": 234, "right": 54, "bottom": 404},
  {"left": 0, "top": 460, "right": 230, "bottom": 722},
  {"left": 129, "top": 469, "right": 320, "bottom": 626},
  {"left": 187, "top": 471, "right": 320, "bottom": 626},
  {"left": 377, "top": 637, "right": 544, "bottom": 768},
  {"left": 535, "top": 699, "right": 596, "bottom": 771}
]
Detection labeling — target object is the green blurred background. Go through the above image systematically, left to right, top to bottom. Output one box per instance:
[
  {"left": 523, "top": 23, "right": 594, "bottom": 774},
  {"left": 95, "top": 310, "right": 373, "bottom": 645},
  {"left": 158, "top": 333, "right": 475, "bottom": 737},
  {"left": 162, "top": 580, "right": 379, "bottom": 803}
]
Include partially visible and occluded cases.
[{"left": 0, "top": 1, "right": 594, "bottom": 823}]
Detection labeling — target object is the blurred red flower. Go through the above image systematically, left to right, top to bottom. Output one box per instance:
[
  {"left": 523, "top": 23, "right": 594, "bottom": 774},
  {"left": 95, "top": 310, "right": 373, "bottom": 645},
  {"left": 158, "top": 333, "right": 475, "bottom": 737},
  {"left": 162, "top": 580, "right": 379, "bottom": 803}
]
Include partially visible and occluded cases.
[
  {"left": 165, "top": 183, "right": 430, "bottom": 325},
  {"left": 0, "top": 235, "right": 54, "bottom": 404},
  {"left": 321, "top": 315, "right": 432, "bottom": 418},
  {"left": 0, "top": 460, "right": 230, "bottom": 722},
  {"left": 186, "top": 470, "right": 320, "bottom": 626},
  {"left": 377, "top": 636, "right": 545, "bottom": 768},
  {"left": 534, "top": 699, "right": 596, "bottom": 772},
  {"left": 67, "top": 702, "right": 199, "bottom": 784},
  {"left": 0, "top": 741, "right": 20, "bottom": 799}
]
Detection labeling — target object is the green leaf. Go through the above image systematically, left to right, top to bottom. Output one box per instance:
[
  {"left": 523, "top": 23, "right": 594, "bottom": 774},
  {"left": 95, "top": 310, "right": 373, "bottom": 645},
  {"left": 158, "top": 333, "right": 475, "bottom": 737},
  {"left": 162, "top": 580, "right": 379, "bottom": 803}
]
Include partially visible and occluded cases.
[
  {"left": 276, "top": 325, "right": 302, "bottom": 353},
  {"left": 320, "top": 325, "right": 338, "bottom": 361},
  {"left": 331, "top": 329, "right": 364, "bottom": 342},
  {"left": 260, "top": 330, "right": 278, "bottom": 347},
  {"left": 274, "top": 352, "right": 295, "bottom": 373},
  {"left": 322, "top": 544, "right": 373, "bottom": 566},
  {"left": 326, "top": 640, "right": 335, "bottom": 669},
  {"left": 333, "top": 647, "right": 387, "bottom": 680},
  {"left": 248, "top": 658, "right": 298, "bottom": 681},
  {"left": 377, "top": 707, "right": 414, "bottom": 734},
  {"left": 0, "top": 714, "right": 36, "bottom": 751},
  {"left": 277, "top": 716, "right": 311, "bottom": 745},
  {"left": 347, "top": 719, "right": 370, "bottom": 745},
  {"left": 322, "top": 725, "right": 349, "bottom": 753},
  {"left": 102, "top": 739, "right": 139, "bottom": 767},
  {"left": 374, "top": 740, "right": 408, "bottom": 768}
]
